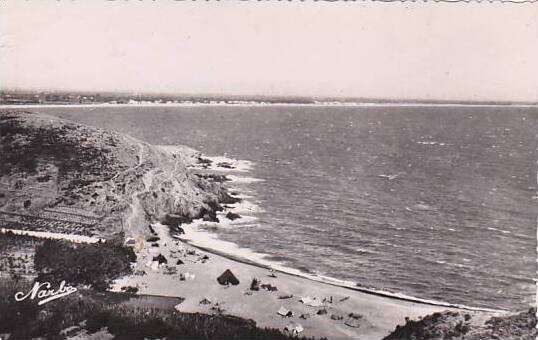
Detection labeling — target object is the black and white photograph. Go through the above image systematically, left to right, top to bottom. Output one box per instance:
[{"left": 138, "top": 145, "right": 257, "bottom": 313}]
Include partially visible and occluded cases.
[{"left": 0, "top": 1, "right": 537, "bottom": 339}]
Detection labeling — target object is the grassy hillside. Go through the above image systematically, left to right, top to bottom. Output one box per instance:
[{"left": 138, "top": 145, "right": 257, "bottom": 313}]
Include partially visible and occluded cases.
[{"left": 0, "top": 110, "right": 232, "bottom": 238}]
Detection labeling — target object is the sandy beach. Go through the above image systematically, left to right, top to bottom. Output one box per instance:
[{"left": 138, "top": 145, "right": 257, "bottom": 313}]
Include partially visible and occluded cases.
[
  {"left": 109, "top": 154, "right": 502, "bottom": 340},
  {"left": 112, "top": 219, "right": 500, "bottom": 340}
]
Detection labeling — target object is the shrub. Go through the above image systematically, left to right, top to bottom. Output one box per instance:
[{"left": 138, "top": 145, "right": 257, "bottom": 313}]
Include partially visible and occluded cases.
[{"left": 34, "top": 239, "right": 136, "bottom": 291}]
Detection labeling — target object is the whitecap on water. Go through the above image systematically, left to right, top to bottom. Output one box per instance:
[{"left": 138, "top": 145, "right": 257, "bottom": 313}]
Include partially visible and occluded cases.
[
  {"left": 189, "top": 154, "right": 254, "bottom": 173},
  {"left": 226, "top": 175, "right": 264, "bottom": 184},
  {"left": 487, "top": 227, "right": 511, "bottom": 234}
]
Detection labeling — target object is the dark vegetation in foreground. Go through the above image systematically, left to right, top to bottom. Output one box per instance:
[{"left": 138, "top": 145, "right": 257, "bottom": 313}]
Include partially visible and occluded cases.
[
  {"left": 0, "top": 231, "right": 41, "bottom": 275},
  {"left": 1, "top": 233, "right": 321, "bottom": 339},
  {"left": 34, "top": 236, "right": 136, "bottom": 291},
  {"left": 0, "top": 280, "right": 320, "bottom": 340},
  {"left": 383, "top": 309, "right": 537, "bottom": 340}
]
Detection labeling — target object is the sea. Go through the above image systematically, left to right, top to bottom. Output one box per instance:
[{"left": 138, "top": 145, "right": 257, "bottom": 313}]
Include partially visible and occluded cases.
[{"left": 35, "top": 104, "right": 537, "bottom": 311}]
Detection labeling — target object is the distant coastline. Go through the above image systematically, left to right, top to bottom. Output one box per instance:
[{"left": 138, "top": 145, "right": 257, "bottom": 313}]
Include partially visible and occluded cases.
[
  {"left": 1, "top": 89, "right": 537, "bottom": 108},
  {"left": 1, "top": 102, "right": 537, "bottom": 109}
]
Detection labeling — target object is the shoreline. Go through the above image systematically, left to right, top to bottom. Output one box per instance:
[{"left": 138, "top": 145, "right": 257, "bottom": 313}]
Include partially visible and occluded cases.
[
  {"left": 175, "top": 152, "right": 507, "bottom": 314},
  {"left": 112, "top": 218, "right": 502, "bottom": 340},
  {"left": 178, "top": 233, "right": 506, "bottom": 314}
]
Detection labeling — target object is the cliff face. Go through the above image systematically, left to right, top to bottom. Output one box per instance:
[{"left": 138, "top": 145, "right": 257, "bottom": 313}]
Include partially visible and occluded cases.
[{"left": 0, "top": 110, "right": 227, "bottom": 238}]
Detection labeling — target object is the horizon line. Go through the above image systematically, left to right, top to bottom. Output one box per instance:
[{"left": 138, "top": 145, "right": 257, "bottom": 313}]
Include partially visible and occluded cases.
[
  {"left": 1, "top": 87, "right": 537, "bottom": 106},
  {"left": 1, "top": 102, "right": 537, "bottom": 109}
]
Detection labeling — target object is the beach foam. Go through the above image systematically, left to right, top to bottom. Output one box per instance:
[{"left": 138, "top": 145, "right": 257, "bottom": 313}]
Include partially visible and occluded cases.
[
  {"left": 187, "top": 154, "right": 254, "bottom": 173},
  {"left": 226, "top": 175, "right": 264, "bottom": 184}
]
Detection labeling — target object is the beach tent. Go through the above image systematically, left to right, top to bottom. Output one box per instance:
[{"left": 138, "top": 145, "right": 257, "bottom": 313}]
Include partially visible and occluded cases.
[
  {"left": 124, "top": 237, "right": 136, "bottom": 246},
  {"left": 153, "top": 254, "right": 168, "bottom": 264},
  {"left": 217, "top": 269, "right": 240, "bottom": 285},
  {"left": 250, "top": 278, "right": 260, "bottom": 291},
  {"left": 261, "top": 283, "right": 278, "bottom": 292},
  {"left": 300, "top": 296, "right": 323, "bottom": 307},
  {"left": 199, "top": 298, "right": 212, "bottom": 305},
  {"left": 277, "top": 307, "right": 293, "bottom": 317},
  {"left": 345, "top": 313, "right": 363, "bottom": 328},
  {"left": 284, "top": 322, "right": 304, "bottom": 336}
]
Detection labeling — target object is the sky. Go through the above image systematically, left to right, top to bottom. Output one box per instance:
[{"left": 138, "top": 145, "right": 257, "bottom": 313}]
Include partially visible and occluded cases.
[{"left": 1, "top": 1, "right": 537, "bottom": 102}]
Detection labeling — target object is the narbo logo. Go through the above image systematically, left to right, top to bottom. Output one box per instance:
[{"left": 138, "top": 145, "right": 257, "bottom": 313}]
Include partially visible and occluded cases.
[{"left": 14, "top": 280, "right": 77, "bottom": 305}]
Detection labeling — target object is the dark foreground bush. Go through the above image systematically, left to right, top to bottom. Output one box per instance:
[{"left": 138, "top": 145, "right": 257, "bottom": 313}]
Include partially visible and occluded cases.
[
  {"left": 34, "top": 239, "right": 136, "bottom": 291},
  {"left": 0, "top": 280, "right": 320, "bottom": 340},
  {"left": 383, "top": 309, "right": 537, "bottom": 340}
]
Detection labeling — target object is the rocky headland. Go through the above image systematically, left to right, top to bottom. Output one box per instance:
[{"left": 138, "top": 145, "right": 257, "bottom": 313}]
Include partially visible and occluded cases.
[{"left": 0, "top": 110, "right": 235, "bottom": 239}]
